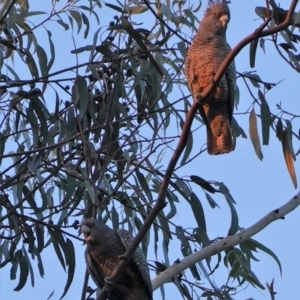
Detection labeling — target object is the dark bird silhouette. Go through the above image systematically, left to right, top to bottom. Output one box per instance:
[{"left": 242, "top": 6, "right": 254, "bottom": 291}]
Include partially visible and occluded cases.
[
  {"left": 185, "top": 0, "right": 236, "bottom": 154},
  {"left": 81, "top": 218, "right": 152, "bottom": 300}
]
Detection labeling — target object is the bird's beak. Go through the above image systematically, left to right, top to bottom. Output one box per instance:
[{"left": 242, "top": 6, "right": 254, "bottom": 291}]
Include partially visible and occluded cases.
[
  {"left": 219, "top": 14, "right": 229, "bottom": 27},
  {"left": 81, "top": 224, "right": 92, "bottom": 242}
]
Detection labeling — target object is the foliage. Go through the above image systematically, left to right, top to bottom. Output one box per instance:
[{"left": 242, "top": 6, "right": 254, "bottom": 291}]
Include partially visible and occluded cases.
[{"left": 0, "top": 0, "right": 299, "bottom": 299}]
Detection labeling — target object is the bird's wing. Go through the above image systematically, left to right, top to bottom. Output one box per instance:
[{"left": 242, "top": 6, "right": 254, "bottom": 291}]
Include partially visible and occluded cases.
[{"left": 117, "top": 229, "right": 153, "bottom": 297}]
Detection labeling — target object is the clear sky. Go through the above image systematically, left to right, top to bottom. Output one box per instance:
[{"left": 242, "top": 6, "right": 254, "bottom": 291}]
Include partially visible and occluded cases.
[{"left": 1, "top": 0, "right": 300, "bottom": 299}]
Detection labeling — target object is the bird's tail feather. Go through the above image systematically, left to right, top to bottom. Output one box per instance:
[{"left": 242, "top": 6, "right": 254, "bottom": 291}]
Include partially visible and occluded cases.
[{"left": 206, "top": 119, "right": 233, "bottom": 155}]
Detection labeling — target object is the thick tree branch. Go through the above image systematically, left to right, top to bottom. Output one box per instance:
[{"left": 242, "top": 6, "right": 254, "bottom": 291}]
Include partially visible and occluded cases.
[
  {"left": 0, "top": 0, "right": 15, "bottom": 24},
  {"left": 97, "top": 1, "right": 299, "bottom": 298},
  {"left": 152, "top": 192, "right": 300, "bottom": 290}
]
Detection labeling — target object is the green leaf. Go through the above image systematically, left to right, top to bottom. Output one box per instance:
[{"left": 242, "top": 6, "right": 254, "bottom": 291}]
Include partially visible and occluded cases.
[
  {"left": 105, "top": 3, "right": 123, "bottom": 12},
  {"left": 160, "top": 4, "right": 176, "bottom": 22},
  {"left": 129, "top": 5, "right": 148, "bottom": 14},
  {"left": 69, "top": 10, "right": 82, "bottom": 34},
  {"left": 25, "top": 11, "right": 47, "bottom": 17},
  {"left": 81, "top": 12, "right": 90, "bottom": 39},
  {"left": 121, "top": 17, "right": 163, "bottom": 76},
  {"left": 56, "top": 19, "right": 69, "bottom": 31},
  {"left": 46, "top": 30, "right": 55, "bottom": 72},
  {"left": 249, "top": 38, "right": 258, "bottom": 68},
  {"left": 260, "top": 38, "right": 265, "bottom": 54},
  {"left": 36, "top": 44, "right": 48, "bottom": 76},
  {"left": 25, "top": 50, "right": 39, "bottom": 79},
  {"left": 5, "top": 63, "right": 21, "bottom": 80},
  {"left": 246, "top": 73, "right": 261, "bottom": 88},
  {"left": 75, "top": 76, "right": 89, "bottom": 119},
  {"left": 258, "top": 90, "right": 270, "bottom": 145},
  {"left": 31, "top": 95, "right": 49, "bottom": 147},
  {"left": 26, "top": 107, "right": 39, "bottom": 148},
  {"left": 249, "top": 108, "right": 263, "bottom": 160},
  {"left": 231, "top": 117, "right": 247, "bottom": 139},
  {"left": 276, "top": 119, "right": 283, "bottom": 141},
  {"left": 180, "top": 120, "right": 193, "bottom": 165},
  {"left": 0, "top": 132, "right": 5, "bottom": 165},
  {"left": 135, "top": 170, "right": 153, "bottom": 202},
  {"left": 190, "top": 175, "right": 219, "bottom": 193},
  {"left": 174, "top": 178, "right": 191, "bottom": 198},
  {"left": 23, "top": 184, "right": 38, "bottom": 212},
  {"left": 217, "top": 184, "right": 238, "bottom": 235},
  {"left": 165, "top": 191, "right": 178, "bottom": 220},
  {"left": 189, "top": 192, "right": 206, "bottom": 232},
  {"left": 205, "top": 192, "right": 219, "bottom": 208},
  {"left": 226, "top": 203, "right": 238, "bottom": 236},
  {"left": 111, "top": 206, "right": 119, "bottom": 231},
  {"left": 158, "top": 212, "right": 171, "bottom": 266},
  {"left": 23, "top": 222, "right": 35, "bottom": 255},
  {"left": 35, "top": 224, "right": 44, "bottom": 253},
  {"left": 176, "top": 226, "right": 200, "bottom": 280},
  {"left": 47, "top": 227, "right": 66, "bottom": 270},
  {"left": 193, "top": 227, "right": 210, "bottom": 248},
  {"left": 249, "top": 238, "right": 282, "bottom": 274},
  {"left": 60, "top": 239, "right": 75, "bottom": 299},
  {"left": 22, "top": 245, "right": 34, "bottom": 287},
  {"left": 10, "top": 249, "right": 20, "bottom": 280},
  {"left": 14, "top": 251, "right": 29, "bottom": 291},
  {"left": 36, "top": 252, "right": 45, "bottom": 277},
  {"left": 47, "top": 290, "right": 55, "bottom": 300}
]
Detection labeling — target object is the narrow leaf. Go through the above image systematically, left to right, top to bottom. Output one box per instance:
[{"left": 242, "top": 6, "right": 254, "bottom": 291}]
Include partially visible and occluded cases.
[
  {"left": 105, "top": 3, "right": 123, "bottom": 12},
  {"left": 249, "top": 38, "right": 258, "bottom": 68},
  {"left": 36, "top": 44, "right": 48, "bottom": 76},
  {"left": 258, "top": 90, "right": 271, "bottom": 145},
  {"left": 249, "top": 108, "right": 263, "bottom": 160},
  {"left": 180, "top": 120, "right": 193, "bottom": 165},
  {"left": 282, "top": 128, "right": 297, "bottom": 188},
  {"left": 135, "top": 170, "right": 153, "bottom": 202},
  {"left": 190, "top": 175, "right": 219, "bottom": 193},
  {"left": 189, "top": 193, "right": 206, "bottom": 232},
  {"left": 47, "top": 228, "right": 66, "bottom": 270},
  {"left": 249, "top": 238, "right": 282, "bottom": 274},
  {"left": 60, "top": 239, "right": 75, "bottom": 299},
  {"left": 14, "top": 252, "right": 29, "bottom": 291}
]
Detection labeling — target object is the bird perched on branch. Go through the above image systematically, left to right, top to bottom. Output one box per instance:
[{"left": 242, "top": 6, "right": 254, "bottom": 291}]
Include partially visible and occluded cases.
[
  {"left": 185, "top": 0, "right": 236, "bottom": 155},
  {"left": 81, "top": 218, "right": 152, "bottom": 300}
]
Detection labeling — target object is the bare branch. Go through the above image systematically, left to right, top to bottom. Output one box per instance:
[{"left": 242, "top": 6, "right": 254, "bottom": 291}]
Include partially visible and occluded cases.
[
  {"left": 0, "top": 0, "right": 15, "bottom": 24},
  {"left": 152, "top": 192, "right": 300, "bottom": 290}
]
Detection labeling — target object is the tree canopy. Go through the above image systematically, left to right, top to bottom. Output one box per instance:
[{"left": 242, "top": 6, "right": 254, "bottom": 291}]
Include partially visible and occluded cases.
[{"left": 1, "top": 0, "right": 300, "bottom": 299}]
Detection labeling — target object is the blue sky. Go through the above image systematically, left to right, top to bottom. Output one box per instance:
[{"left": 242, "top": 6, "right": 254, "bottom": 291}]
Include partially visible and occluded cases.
[{"left": 1, "top": 0, "right": 300, "bottom": 299}]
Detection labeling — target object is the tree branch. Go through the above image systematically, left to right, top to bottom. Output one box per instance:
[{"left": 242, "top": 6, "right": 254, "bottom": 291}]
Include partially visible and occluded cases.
[
  {"left": 0, "top": 0, "right": 15, "bottom": 24},
  {"left": 152, "top": 192, "right": 300, "bottom": 290}
]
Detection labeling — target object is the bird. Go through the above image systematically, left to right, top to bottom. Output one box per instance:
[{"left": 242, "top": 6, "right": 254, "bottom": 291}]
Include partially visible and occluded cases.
[
  {"left": 185, "top": 0, "right": 236, "bottom": 155},
  {"left": 81, "top": 218, "right": 153, "bottom": 300}
]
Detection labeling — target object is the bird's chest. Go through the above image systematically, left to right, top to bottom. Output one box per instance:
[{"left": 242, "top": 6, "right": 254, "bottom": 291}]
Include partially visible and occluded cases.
[{"left": 89, "top": 248, "right": 120, "bottom": 276}]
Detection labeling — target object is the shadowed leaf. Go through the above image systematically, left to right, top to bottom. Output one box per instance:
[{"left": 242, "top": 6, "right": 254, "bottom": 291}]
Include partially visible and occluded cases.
[
  {"left": 249, "top": 38, "right": 258, "bottom": 68},
  {"left": 258, "top": 90, "right": 271, "bottom": 145},
  {"left": 249, "top": 108, "right": 263, "bottom": 160},
  {"left": 190, "top": 175, "right": 219, "bottom": 193}
]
